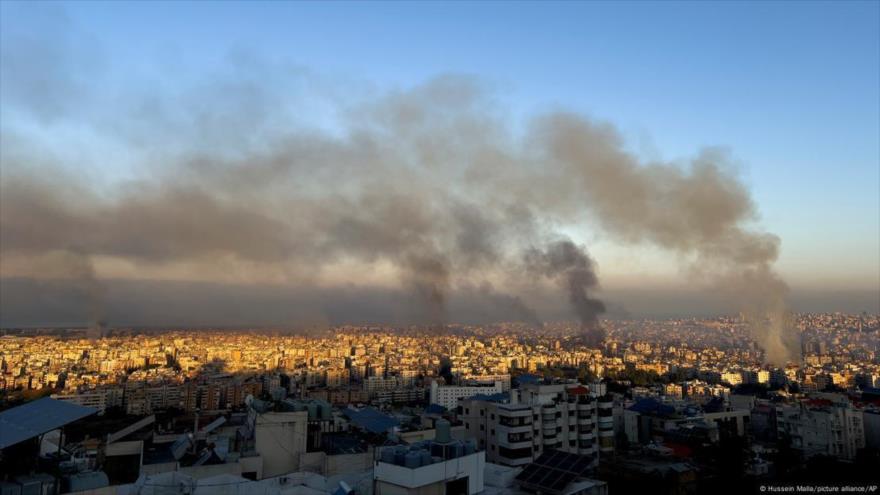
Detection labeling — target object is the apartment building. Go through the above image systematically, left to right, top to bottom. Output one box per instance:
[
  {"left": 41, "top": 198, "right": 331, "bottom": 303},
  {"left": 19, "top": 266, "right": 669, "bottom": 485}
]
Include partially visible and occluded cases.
[
  {"left": 429, "top": 379, "right": 503, "bottom": 410},
  {"left": 459, "top": 382, "right": 614, "bottom": 469},
  {"left": 52, "top": 390, "right": 109, "bottom": 413},
  {"left": 776, "top": 397, "right": 866, "bottom": 460}
]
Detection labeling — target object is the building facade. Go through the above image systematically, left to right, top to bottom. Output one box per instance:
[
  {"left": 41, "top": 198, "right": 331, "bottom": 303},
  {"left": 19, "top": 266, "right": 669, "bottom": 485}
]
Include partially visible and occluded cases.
[
  {"left": 429, "top": 380, "right": 503, "bottom": 410},
  {"left": 459, "top": 382, "right": 613, "bottom": 469}
]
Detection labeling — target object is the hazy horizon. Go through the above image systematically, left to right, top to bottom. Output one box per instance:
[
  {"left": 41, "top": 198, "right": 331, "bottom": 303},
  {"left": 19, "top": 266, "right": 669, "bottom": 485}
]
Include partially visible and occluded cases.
[
  {"left": 1, "top": 2, "right": 878, "bottom": 330},
  {"left": 1, "top": 277, "right": 876, "bottom": 329}
]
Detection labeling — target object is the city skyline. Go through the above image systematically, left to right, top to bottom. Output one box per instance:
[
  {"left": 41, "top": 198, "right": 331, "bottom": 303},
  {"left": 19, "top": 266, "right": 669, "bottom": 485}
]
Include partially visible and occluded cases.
[{"left": 1, "top": 3, "right": 879, "bottom": 493}]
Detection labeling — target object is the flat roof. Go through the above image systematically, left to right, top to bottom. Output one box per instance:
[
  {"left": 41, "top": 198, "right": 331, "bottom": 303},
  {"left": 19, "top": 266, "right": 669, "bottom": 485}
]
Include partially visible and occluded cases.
[
  {"left": 0, "top": 397, "right": 97, "bottom": 449},
  {"left": 343, "top": 406, "right": 399, "bottom": 434}
]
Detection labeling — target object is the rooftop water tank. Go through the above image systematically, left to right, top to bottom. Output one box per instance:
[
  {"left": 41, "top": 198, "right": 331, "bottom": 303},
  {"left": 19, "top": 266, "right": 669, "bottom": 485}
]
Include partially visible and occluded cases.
[
  {"left": 435, "top": 418, "right": 452, "bottom": 443},
  {"left": 464, "top": 439, "right": 476, "bottom": 455},
  {"left": 453, "top": 442, "right": 464, "bottom": 458},
  {"left": 393, "top": 447, "right": 407, "bottom": 465},
  {"left": 380, "top": 448, "right": 395, "bottom": 464},
  {"left": 404, "top": 451, "right": 421, "bottom": 468}
]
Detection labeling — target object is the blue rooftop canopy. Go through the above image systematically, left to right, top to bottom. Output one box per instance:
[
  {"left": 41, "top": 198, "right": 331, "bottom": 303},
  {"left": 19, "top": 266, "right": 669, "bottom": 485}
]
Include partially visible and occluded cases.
[
  {"left": 516, "top": 374, "right": 542, "bottom": 384},
  {"left": 469, "top": 392, "right": 509, "bottom": 403},
  {"left": 0, "top": 397, "right": 97, "bottom": 449},
  {"left": 627, "top": 398, "right": 676, "bottom": 416},
  {"left": 343, "top": 407, "right": 399, "bottom": 434}
]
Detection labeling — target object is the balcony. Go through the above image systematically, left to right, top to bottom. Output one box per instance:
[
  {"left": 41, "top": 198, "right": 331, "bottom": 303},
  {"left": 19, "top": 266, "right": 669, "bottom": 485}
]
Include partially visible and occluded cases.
[
  {"left": 498, "top": 416, "right": 532, "bottom": 427},
  {"left": 497, "top": 422, "right": 533, "bottom": 435},
  {"left": 500, "top": 437, "right": 533, "bottom": 450},
  {"left": 542, "top": 437, "right": 560, "bottom": 447},
  {"left": 578, "top": 445, "right": 597, "bottom": 456}
]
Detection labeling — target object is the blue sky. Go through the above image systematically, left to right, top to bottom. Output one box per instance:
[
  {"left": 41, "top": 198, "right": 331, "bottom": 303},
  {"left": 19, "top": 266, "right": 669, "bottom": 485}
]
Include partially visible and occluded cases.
[{"left": 2, "top": 0, "right": 878, "bottom": 292}]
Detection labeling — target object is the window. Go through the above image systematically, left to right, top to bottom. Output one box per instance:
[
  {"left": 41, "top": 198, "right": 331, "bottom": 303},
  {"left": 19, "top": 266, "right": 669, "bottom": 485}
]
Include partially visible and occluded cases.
[
  {"left": 491, "top": 414, "right": 495, "bottom": 420},
  {"left": 499, "top": 416, "right": 528, "bottom": 427},
  {"left": 480, "top": 424, "right": 485, "bottom": 431},
  {"left": 491, "top": 429, "right": 495, "bottom": 435}
]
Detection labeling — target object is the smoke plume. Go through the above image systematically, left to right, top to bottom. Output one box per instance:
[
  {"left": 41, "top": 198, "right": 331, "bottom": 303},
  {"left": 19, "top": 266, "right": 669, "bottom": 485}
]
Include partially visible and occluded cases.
[
  {"left": 0, "top": 17, "right": 798, "bottom": 362},
  {"left": 526, "top": 240, "right": 606, "bottom": 345}
]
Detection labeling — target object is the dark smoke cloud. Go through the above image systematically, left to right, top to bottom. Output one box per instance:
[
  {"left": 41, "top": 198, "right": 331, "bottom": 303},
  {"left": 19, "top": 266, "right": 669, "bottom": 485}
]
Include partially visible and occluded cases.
[
  {"left": 0, "top": 13, "right": 803, "bottom": 362},
  {"left": 530, "top": 115, "right": 796, "bottom": 362},
  {"left": 526, "top": 240, "right": 606, "bottom": 345}
]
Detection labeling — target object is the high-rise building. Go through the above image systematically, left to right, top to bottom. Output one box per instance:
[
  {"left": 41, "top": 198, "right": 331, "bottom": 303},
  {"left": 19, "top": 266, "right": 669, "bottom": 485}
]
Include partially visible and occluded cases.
[{"left": 459, "top": 382, "right": 613, "bottom": 468}]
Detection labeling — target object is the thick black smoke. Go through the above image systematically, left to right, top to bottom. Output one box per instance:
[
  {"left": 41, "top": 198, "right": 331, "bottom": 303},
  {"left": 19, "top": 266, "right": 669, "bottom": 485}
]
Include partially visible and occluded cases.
[{"left": 527, "top": 240, "right": 606, "bottom": 345}]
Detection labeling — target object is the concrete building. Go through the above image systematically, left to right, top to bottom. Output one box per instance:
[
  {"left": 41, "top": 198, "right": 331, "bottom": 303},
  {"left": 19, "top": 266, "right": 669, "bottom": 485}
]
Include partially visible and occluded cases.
[
  {"left": 464, "top": 375, "right": 512, "bottom": 392},
  {"left": 430, "top": 380, "right": 503, "bottom": 411},
  {"left": 459, "top": 382, "right": 613, "bottom": 469},
  {"left": 53, "top": 390, "right": 108, "bottom": 414},
  {"left": 776, "top": 397, "right": 866, "bottom": 460},
  {"left": 863, "top": 408, "right": 880, "bottom": 450},
  {"left": 253, "top": 409, "right": 309, "bottom": 477},
  {"left": 374, "top": 421, "right": 485, "bottom": 495}
]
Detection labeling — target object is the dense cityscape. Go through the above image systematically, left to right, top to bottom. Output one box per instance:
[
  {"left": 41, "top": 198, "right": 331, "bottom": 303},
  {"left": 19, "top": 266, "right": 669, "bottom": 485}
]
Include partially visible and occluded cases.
[
  {"left": 2, "top": 1, "right": 878, "bottom": 494},
  {"left": 1, "top": 313, "right": 878, "bottom": 494}
]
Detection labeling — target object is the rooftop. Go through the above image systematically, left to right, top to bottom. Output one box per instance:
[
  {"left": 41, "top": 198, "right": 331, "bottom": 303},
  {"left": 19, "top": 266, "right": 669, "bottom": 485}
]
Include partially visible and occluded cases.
[
  {"left": 0, "top": 398, "right": 98, "bottom": 449},
  {"left": 342, "top": 406, "right": 399, "bottom": 434}
]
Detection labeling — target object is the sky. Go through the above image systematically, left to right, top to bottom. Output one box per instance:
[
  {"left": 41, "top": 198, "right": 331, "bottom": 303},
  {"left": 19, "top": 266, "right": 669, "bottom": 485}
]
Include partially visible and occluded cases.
[{"left": 0, "top": 1, "right": 878, "bottom": 326}]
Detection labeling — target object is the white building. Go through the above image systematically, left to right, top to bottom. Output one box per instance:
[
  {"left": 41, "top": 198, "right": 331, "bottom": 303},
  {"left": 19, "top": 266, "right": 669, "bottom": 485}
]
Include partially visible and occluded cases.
[
  {"left": 464, "top": 375, "right": 512, "bottom": 392},
  {"left": 430, "top": 380, "right": 503, "bottom": 411},
  {"left": 459, "top": 382, "right": 614, "bottom": 468},
  {"left": 52, "top": 390, "right": 108, "bottom": 414},
  {"left": 776, "top": 397, "right": 866, "bottom": 460},
  {"left": 253, "top": 409, "right": 309, "bottom": 478},
  {"left": 374, "top": 421, "right": 485, "bottom": 495}
]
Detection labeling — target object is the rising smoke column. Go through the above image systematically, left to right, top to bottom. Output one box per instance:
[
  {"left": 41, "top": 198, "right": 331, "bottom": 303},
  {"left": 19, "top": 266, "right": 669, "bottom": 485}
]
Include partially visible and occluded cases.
[
  {"left": 532, "top": 114, "right": 797, "bottom": 364},
  {"left": 526, "top": 239, "right": 606, "bottom": 346}
]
